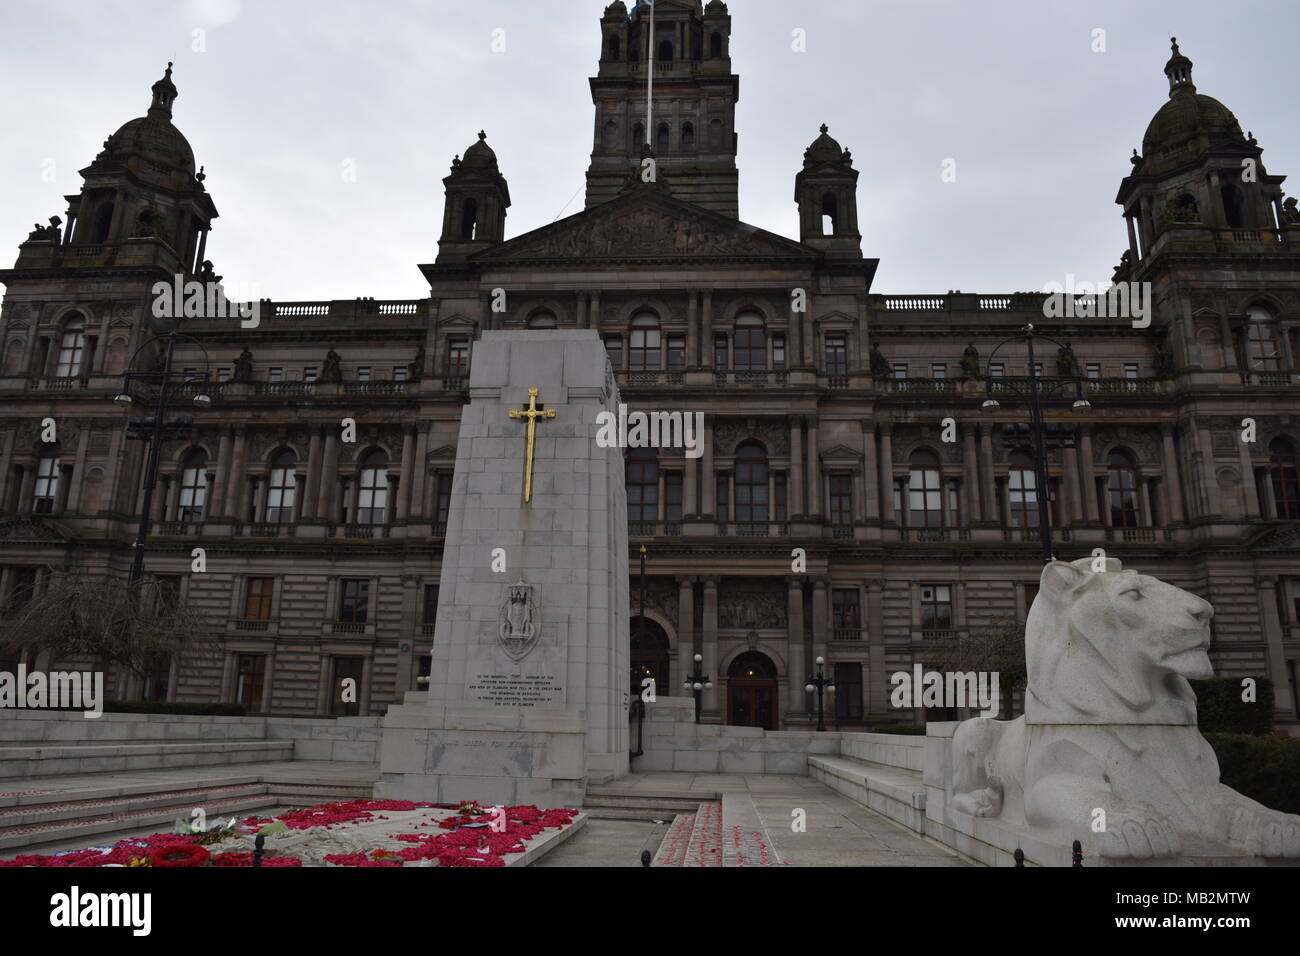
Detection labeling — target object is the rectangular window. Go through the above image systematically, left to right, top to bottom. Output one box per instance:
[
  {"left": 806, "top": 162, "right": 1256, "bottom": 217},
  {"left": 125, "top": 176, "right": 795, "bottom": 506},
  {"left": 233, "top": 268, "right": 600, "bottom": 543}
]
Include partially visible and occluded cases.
[
  {"left": 629, "top": 327, "right": 661, "bottom": 371},
  {"left": 56, "top": 329, "right": 85, "bottom": 378},
  {"left": 713, "top": 335, "right": 728, "bottom": 369},
  {"left": 772, "top": 335, "right": 786, "bottom": 370},
  {"left": 604, "top": 336, "right": 623, "bottom": 371},
  {"left": 825, "top": 336, "right": 848, "bottom": 375},
  {"left": 666, "top": 337, "right": 686, "bottom": 371},
  {"left": 447, "top": 341, "right": 470, "bottom": 377},
  {"left": 893, "top": 363, "right": 908, "bottom": 380},
  {"left": 931, "top": 363, "right": 947, "bottom": 379},
  {"left": 989, "top": 363, "right": 1004, "bottom": 377},
  {"left": 1032, "top": 363, "right": 1043, "bottom": 377},
  {"left": 1085, "top": 363, "right": 1101, "bottom": 379},
  {"left": 1124, "top": 363, "right": 1139, "bottom": 379},
  {"left": 393, "top": 366, "right": 408, "bottom": 382},
  {"left": 217, "top": 367, "right": 231, "bottom": 383},
  {"left": 269, "top": 367, "right": 283, "bottom": 383},
  {"left": 304, "top": 367, "right": 318, "bottom": 383},
  {"left": 356, "top": 367, "right": 371, "bottom": 382},
  {"left": 33, "top": 457, "right": 59, "bottom": 514},
  {"left": 664, "top": 472, "right": 683, "bottom": 521},
  {"left": 774, "top": 472, "right": 787, "bottom": 522},
  {"left": 435, "top": 473, "right": 453, "bottom": 524},
  {"left": 716, "top": 473, "right": 729, "bottom": 519},
  {"left": 829, "top": 475, "right": 852, "bottom": 526},
  {"left": 9, "top": 567, "right": 37, "bottom": 612},
  {"left": 244, "top": 577, "right": 274, "bottom": 620},
  {"left": 338, "top": 579, "right": 369, "bottom": 624},
  {"left": 423, "top": 584, "right": 440, "bottom": 626},
  {"left": 920, "top": 584, "right": 953, "bottom": 632},
  {"left": 832, "top": 588, "right": 860, "bottom": 632},
  {"left": 235, "top": 655, "right": 265, "bottom": 711},
  {"left": 330, "top": 657, "right": 364, "bottom": 717},
  {"left": 834, "top": 663, "right": 864, "bottom": 720}
]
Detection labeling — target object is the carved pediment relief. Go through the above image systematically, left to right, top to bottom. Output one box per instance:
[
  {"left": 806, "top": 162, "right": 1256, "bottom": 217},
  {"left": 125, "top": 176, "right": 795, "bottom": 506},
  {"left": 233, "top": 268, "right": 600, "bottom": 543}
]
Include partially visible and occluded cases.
[{"left": 0, "top": 517, "right": 70, "bottom": 542}]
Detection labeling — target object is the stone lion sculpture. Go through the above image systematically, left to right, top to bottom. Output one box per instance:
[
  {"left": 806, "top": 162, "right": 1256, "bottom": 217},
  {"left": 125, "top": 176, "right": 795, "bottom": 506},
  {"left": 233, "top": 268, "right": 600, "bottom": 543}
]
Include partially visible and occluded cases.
[{"left": 950, "top": 556, "right": 1300, "bottom": 860}]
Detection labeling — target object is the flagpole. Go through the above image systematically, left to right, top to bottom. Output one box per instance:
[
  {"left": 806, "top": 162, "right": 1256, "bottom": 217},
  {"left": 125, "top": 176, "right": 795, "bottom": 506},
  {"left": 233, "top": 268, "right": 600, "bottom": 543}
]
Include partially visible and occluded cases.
[{"left": 645, "top": 0, "right": 654, "bottom": 147}]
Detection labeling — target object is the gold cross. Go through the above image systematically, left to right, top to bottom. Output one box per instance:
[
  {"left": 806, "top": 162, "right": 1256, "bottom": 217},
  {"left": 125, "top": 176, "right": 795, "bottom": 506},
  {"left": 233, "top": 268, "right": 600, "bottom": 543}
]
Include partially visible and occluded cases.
[{"left": 508, "top": 387, "right": 556, "bottom": 503}]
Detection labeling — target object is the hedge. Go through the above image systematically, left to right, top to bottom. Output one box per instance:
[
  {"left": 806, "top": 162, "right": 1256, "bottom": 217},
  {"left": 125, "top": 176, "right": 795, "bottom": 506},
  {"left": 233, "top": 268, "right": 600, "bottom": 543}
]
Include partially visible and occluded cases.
[
  {"left": 1191, "top": 677, "right": 1273, "bottom": 735},
  {"left": 1204, "top": 732, "right": 1300, "bottom": 815}
]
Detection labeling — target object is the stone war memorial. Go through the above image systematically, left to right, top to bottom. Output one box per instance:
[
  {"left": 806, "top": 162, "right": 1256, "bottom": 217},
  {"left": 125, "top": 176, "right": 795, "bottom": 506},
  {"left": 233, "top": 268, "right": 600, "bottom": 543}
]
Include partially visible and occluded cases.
[{"left": 375, "top": 331, "right": 631, "bottom": 807}]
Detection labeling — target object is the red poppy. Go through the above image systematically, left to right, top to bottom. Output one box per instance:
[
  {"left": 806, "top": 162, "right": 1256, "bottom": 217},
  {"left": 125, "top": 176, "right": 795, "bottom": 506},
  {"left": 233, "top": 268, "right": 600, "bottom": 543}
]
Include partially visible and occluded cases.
[{"left": 149, "top": 844, "right": 211, "bottom": 868}]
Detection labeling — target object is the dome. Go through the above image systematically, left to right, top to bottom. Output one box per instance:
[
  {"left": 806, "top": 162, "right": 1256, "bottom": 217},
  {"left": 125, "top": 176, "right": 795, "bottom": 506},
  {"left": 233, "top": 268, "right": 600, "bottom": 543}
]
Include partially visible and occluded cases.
[
  {"left": 1142, "top": 92, "right": 1243, "bottom": 156},
  {"left": 104, "top": 114, "right": 196, "bottom": 176},
  {"left": 803, "top": 124, "right": 847, "bottom": 166},
  {"left": 461, "top": 131, "right": 499, "bottom": 170}
]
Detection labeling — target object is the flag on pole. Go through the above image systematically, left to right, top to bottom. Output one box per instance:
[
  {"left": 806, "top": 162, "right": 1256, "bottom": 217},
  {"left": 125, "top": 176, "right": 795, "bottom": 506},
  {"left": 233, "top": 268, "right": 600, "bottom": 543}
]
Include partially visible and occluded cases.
[{"left": 624, "top": 0, "right": 653, "bottom": 23}]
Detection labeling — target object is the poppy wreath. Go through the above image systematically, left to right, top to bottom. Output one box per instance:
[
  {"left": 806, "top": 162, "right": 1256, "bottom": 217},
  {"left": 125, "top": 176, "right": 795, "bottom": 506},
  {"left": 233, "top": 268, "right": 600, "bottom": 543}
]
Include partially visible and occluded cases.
[{"left": 148, "top": 844, "right": 211, "bottom": 868}]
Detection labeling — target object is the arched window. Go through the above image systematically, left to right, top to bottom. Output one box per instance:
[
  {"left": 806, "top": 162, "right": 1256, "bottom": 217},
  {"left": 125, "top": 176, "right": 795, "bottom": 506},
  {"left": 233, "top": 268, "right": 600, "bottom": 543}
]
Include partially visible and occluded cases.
[
  {"left": 710, "top": 32, "right": 723, "bottom": 58},
  {"left": 609, "top": 35, "right": 621, "bottom": 60},
  {"left": 658, "top": 40, "right": 673, "bottom": 62},
  {"left": 603, "top": 120, "right": 617, "bottom": 148},
  {"left": 632, "top": 122, "right": 645, "bottom": 149},
  {"left": 656, "top": 122, "right": 670, "bottom": 154},
  {"left": 681, "top": 122, "right": 695, "bottom": 152},
  {"left": 1221, "top": 182, "right": 1245, "bottom": 229},
  {"left": 821, "top": 192, "right": 838, "bottom": 236},
  {"left": 460, "top": 198, "right": 478, "bottom": 241},
  {"left": 89, "top": 202, "right": 114, "bottom": 244},
  {"left": 1244, "top": 306, "right": 1281, "bottom": 371},
  {"left": 527, "top": 312, "right": 557, "bottom": 329},
  {"left": 629, "top": 312, "right": 661, "bottom": 370},
  {"left": 733, "top": 312, "right": 766, "bottom": 371},
  {"left": 55, "top": 316, "right": 86, "bottom": 377},
  {"left": 1269, "top": 438, "right": 1300, "bottom": 519},
  {"left": 734, "top": 442, "right": 769, "bottom": 522},
  {"left": 178, "top": 449, "right": 208, "bottom": 521},
  {"left": 265, "top": 449, "right": 297, "bottom": 524},
  {"left": 626, "top": 449, "right": 658, "bottom": 522},
  {"left": 357, "top": 450, "right": 389, "bottom": 525},
  {"left": 908, "top": 450, "right": 942, "bottom": 528},
  {"left": 1107, "top": 450, "right": 1140, "bottom": 527},
  {"left": 1007, "top": 451, "right": 1038, "bottom": 528},
  {"left": 33, "top": 452, "right": 59, "bottom": 514}
]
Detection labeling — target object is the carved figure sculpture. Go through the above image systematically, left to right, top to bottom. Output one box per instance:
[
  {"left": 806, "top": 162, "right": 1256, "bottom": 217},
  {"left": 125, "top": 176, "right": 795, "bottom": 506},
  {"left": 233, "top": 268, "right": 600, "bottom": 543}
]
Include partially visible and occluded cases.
[{"left": 950, "top": 557, "right": 1300, "bottom": 859}]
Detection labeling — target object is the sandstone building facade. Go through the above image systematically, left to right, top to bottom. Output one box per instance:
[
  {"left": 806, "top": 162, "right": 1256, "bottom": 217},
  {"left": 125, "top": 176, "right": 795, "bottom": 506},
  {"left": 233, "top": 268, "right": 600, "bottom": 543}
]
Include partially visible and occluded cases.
[{"left": 2, "top": 2, "right": 1298, "bottom": 730}]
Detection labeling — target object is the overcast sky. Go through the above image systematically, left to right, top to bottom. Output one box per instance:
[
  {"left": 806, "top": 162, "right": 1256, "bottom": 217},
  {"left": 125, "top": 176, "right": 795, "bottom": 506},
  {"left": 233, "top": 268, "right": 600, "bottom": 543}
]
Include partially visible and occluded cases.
[{"left": 2, "top": 0, "right": 1296, "bottom": 301}]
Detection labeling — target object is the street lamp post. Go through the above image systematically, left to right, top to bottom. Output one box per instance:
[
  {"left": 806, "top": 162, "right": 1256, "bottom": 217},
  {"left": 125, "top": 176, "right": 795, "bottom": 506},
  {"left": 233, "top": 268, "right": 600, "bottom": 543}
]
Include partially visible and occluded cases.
[
  {"left": 980, "top": 324, "right": 1091, "bottom": 564},
  {"left": 114, "top": 330, "right": 212, "bottom": 586},
  {"left": 683, "top": 653, "right": 712, "bottom": 724},
  {"left": 805, "top": 656, "right": 835, "bottom": 732}
]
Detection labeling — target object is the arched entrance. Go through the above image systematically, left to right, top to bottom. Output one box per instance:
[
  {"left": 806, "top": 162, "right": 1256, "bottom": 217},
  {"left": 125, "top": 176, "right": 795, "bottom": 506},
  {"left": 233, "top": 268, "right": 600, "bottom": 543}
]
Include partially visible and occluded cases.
[
  {"left": 630, "top": 616, "right": 670, "bottom": 699},
  {"left": 727, "top": 651, "right": 778, "bottom": 730}
]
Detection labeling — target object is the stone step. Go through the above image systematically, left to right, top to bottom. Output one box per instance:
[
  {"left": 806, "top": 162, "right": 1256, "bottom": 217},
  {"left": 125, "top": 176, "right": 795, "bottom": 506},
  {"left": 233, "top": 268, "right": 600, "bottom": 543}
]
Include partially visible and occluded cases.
[
  {"left": 0, "top": 740, "right": 295, "bottom": 779},
  {"left": 808, "top": 754, "right": 928, "bottom": 833},
  {"left": 583, "top": 791, "right": 704, "bottom": 813},
  {"left": 720, "top": 792, "right": 781, "bottom": 867},
  {"left": 680, "top": 800, "right": 724, "bottom": 867},
  {"left": 582, "top": 807, "right": 682, "bottom": 822},
  {"left": 650, "top": 812, "right": 696, "bottom": 866}
]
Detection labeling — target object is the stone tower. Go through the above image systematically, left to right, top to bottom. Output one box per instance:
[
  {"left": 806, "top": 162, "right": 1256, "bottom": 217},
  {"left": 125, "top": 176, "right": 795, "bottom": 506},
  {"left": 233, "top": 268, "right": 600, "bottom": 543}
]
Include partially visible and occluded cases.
[
  {"left": 583, "top": 0, "right": 740, "bottom": 216},
  {"left": 437, "top": 131, "right": 511, "bottom": 263}
]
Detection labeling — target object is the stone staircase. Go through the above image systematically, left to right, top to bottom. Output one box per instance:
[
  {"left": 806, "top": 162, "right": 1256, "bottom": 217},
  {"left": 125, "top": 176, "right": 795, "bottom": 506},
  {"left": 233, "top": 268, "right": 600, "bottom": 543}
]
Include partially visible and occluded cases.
[{"left": 0, "top": 739, "right": 295, "bottom": 779}]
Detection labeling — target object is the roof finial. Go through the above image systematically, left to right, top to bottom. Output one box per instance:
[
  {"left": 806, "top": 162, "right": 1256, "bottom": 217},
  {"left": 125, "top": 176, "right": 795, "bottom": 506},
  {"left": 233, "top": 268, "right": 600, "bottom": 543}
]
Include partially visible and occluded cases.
[
  {"left": 1163, "top": 35, "right": 1194, "bottom": 96},
  {"left": 820, "top": 123, "right": 828, "bottom": 134},
  {"left": 478, "top": 130, "right": 487, "bottom": 141}
]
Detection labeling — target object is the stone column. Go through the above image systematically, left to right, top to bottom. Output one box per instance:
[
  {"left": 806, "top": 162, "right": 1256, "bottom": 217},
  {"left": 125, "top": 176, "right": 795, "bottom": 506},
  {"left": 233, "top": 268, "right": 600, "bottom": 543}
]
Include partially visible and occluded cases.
[
  {"left": 686, "top": 291, "right": 698, "bottom": 366},
  {"left": 701, "top": 291, "right": 713, "bottom": 368},
  {"left": 576, "top": 292, "right": 588, "bottom": 331},
  {"left": 802, "top": 303, "right": 814, "bottom": 368},
  {"left": 701, "top": 415, "right": 714, "bottom": 516},
  {"left": 790, "top": 417, "right": 804, "bottom": 517},
  {"left": 807, "top": 418, "right": 821, "bottom": 518},
  {"left": 409, "top": 423, "right": 430, "bottom": 520},
  {"left": 861, "top": 423, "right": 879, "bottom": 520},
  {"left": 978, "top": 424, "right": 997, "bottom": 520},
  {"left": 396, "top": 425, "right": 416, "bottom": 520},
  {"left": 962, "top": 425, "right": 982, "bottom": 521},
  {"left": 1161, "top": 425, "right": 1185, "bottom": 522},
  {"left": 879, "top": 426, "right": 896, "bottom": 523},
  {"left": 1078, "top": 426, "right": 1099, "bottom": 521},
  {"left": 223, "top": 427, "right": 247, "bottom": 518},
  {"left": 301, "top": 427, "right": 323, "bottom": 520},
  {"left": 67, "top": 428, "right": 90, "bottom": 512},
  {"left": 210, "top": 428, "right": 233, "bottom": 519},
  {"left": 317, "top": 431, "right": 339, "bottom": 521},
  {"left": 0, "top": 432, "right": 14, "bottom": 514},
  {"left": 1236, "top": 434, "right": 1261, "bottom": 517},
  {"left": 1063, "top": 444, "right": 1083, "bottom": 522},
  {"left": 684, "top": 451, "right": 697, "bottom": 517},
  {"left": 851, "top": 466, "right": 865, "bottom": 522},
  {"left": 1140, "top": 477, "right": 1155, "bottom": 526},
  {"left": 676, "top": 575, "right": 694, "bottom": 692},
  {"left": 786, "top": 576, "right": 806, "bottom": 719},
  {"left": 701, "top": 577, "right": 719, "bottom": 719},
  {"left": 1259, "top": 577, "right": 1296, "bottom": 716},
  {"left": 811, "top": 578, "right": 829, "bottom": 705},
  {"left": 866, "top": 582, "right": 887, "bottom": 717},
  {"left": 219, "top": 651, "right": 236, "bottom": 702},
  {"left": 360, "top": 655, "right": 374, "bottom": 715},
  {"left": 316, "top": 657, "right": 332, "bottom": 715}
]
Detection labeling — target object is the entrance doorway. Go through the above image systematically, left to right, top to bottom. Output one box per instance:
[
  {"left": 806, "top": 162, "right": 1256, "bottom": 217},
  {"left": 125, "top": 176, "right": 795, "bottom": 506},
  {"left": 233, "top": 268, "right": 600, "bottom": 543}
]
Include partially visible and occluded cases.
[
  {"left": 630, "top": 616, "right": 670, "bottom": 699},
  {"left": 727, "top": 651, "right": 778, "bottom": 730}
]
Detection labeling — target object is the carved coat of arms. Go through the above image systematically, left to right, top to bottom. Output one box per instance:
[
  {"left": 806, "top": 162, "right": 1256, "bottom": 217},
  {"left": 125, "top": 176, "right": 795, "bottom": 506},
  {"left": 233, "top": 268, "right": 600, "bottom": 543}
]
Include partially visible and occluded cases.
[{"left": 498, "top": 580, "right": 539, "bottom": 661}]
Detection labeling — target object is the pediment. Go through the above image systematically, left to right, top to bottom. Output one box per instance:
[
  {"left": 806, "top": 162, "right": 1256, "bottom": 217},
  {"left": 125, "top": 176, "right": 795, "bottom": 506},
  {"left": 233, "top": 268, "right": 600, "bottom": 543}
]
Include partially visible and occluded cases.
[
  {"left": 474, "top": 188, "right": 817, "bottom": 264},
  {"left": 821, "top": 444, "right": 861, "bottom": 462},
  {"left": 428, "top": 445, "right": 458, "bottom": 460},
  {"left": 0, "top": 517, "right": 72, "bottom": 542},
  {"left": 1248, "top": 524, "right": 1300, "bottom": 550}
]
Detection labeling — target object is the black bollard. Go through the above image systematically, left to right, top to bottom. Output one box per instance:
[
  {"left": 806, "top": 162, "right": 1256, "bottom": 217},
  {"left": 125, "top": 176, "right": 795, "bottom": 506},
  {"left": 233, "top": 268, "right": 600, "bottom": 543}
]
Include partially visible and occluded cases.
[
  {"left": 253, "top": 833, "right": 266, "bottom": 868},
  {"left": 1071, "top": 839, "right": 1083, "bottom": 867},
  {"left": 1013, "top": 848, "right": 1024, "bottom": 867},
  {"left": 640, "top": 850, "right": 652, "bottom": 867}
]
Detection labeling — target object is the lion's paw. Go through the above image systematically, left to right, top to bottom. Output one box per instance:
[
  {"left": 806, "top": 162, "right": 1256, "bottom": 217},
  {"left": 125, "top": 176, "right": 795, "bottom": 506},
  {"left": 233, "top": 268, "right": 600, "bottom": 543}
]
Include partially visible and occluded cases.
[
  {"left": 1221, "top": 805, "right": 1300, "bottom": 858},
  {"left": 1099, "top": 813, "right": 1182, "bottom": 859}
]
